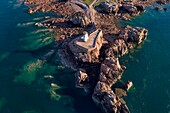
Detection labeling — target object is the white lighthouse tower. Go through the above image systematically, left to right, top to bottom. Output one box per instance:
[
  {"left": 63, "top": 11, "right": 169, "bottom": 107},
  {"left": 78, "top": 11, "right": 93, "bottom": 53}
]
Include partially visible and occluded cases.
[{"left": 82, "top": 31, "right": 89, "bottom": 42}]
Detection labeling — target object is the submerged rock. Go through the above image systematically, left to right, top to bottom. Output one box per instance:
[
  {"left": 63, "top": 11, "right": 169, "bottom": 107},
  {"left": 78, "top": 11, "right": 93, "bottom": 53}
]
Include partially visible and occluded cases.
[
  {"left": 155, "top": 6, "right": 163, "bottom": 11},
  {"left": 163, "top": 7, "right": 167, "bottom": 11}
]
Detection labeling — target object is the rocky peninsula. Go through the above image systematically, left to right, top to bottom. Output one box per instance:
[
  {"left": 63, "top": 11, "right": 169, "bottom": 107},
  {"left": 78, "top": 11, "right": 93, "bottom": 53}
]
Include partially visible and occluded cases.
[{"left": 23, "top": 0, "right": 167, "bottom": 112}]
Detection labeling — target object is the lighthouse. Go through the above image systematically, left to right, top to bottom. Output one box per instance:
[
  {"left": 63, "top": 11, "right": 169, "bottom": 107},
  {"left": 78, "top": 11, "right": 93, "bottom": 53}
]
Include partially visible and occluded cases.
[{"left": 82, "top": 31, "right": 89, "bottom": 42}]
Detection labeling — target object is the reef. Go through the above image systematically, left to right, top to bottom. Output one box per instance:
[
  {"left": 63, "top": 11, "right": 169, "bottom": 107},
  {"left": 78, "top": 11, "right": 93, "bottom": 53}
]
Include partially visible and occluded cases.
[{"left": 22, "top": 0, "right": 164, "bottom": 112}]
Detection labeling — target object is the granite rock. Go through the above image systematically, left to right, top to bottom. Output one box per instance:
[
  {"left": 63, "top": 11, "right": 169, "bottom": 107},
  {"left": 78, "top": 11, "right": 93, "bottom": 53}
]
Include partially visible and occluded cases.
[
  {"left": 119, "top": 25, "right": 148, "bottom": 48},
  {"left": 105, "top": 39, "right": 128, "bottom": 58},
  {"left": 99, "top": 57, "right": 125, "bottom": 87}
]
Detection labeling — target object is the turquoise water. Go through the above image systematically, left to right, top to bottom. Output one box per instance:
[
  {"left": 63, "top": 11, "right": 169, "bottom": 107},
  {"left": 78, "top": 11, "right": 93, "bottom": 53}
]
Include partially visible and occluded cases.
[
  {"left": 0, "top": 0, "right": 101, "bottom": 113},
  {"left": 1, "top": 0, "right": 170, "bottom": 113},
  {"left": 120, "top": 5, "right": 170, "bottom": 113}
]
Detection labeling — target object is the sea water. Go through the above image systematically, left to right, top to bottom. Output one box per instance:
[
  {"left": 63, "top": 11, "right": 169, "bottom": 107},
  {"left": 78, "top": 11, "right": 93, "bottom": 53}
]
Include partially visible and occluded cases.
[
  {"left": 0, "top": 0, "right": 101, "bottom": 113},
  {"left": 1, "top": 0, "right": 170, "bottom": 113},
  {"left": 120, "top": 5, "right": 170, "bottom": 113}
]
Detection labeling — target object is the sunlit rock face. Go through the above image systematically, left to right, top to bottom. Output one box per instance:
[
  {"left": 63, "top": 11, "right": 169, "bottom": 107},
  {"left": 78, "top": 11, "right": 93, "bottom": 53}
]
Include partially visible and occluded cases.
[
  {"left": 119, "top": 25, "right": 148, "bottom": 48},
  {"left": 105, "top": 39, "right": 128, "bottom": 58},
  {"left": 99, "top": 57, "right": 125, "bottom": 87}
]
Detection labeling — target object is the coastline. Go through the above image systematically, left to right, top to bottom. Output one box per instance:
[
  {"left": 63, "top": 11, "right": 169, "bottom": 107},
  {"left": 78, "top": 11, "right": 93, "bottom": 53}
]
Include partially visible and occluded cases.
[{"left": 21, "top": 0, "right": 168, "bottom": 113}]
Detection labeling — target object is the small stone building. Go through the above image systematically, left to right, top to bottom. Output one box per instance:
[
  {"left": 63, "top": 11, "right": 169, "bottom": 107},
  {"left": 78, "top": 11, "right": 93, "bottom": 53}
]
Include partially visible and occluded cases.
[{"left": 69, "top": 29, "right": 103, "bottom": 63}]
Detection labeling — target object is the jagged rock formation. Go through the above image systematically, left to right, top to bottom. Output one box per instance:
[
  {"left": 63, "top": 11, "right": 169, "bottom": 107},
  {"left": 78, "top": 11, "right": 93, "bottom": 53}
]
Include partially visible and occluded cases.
[
  {"left": 24, "top": 0, "right": 57, "bottom": 13},
  {"left": 96, "top": 1, "right": 145, "bottom": 20},
  {"left": 100, "top": 1, "right": 120, "bottom": 14},
  {"left": 69, "top": 12, "right": 91, "bottom": 27},
  {"left": 91, "top": 25, "right": 148, "bottom": 113},
  {"left": 119, "top": 25, "right": 148, "bottom": 48},
  {"left": 66, "top": 26, "right": 147, "bottom": 113},
  {"left": 105, "top": 39, "right": 128, "bottom": 58},
  {"left": 99, "top": 57, "right": 125, "bottom": 87},
  {"left": 75, "top": 69, "right": 90, "bottom": 88},
  {"left": 92, "top": 81, "right": 130, "bottom": 113}
]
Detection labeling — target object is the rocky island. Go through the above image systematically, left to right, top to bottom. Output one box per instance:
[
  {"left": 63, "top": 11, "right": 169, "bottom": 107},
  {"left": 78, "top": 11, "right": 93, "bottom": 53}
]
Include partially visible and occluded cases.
[{"left": 23, "top": 0, "right": 167, "bottom": 112}]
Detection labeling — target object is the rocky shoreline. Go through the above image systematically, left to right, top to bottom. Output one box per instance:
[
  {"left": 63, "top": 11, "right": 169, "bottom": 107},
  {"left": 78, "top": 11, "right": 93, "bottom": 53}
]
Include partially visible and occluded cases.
[{"left": 23, "top": 0, "right": 167, "bottom": 112}]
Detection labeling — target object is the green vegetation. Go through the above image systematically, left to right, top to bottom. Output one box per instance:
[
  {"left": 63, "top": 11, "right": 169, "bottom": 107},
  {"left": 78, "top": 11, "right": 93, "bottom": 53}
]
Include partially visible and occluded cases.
[{"left": 82, "top": 0, "right": 94, "bottom": 5}]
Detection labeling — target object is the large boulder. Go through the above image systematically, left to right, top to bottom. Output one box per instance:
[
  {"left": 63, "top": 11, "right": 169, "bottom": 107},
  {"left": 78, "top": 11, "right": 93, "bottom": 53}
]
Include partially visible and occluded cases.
[
  {"left": 100, "top": 1, "right": 119, "bottom": 14},
  {"left": 119, "top": 4, "right": 145, "bottom": 17},
  {"left": 121, "top": 4, "right": 139, "bottom": 16},
  {"left": 70, "top": 12, "right": 91, "bottom": 27},
  {"left": 119, "top": 25, "right": 148, "bottom": 48},
  {"left": 105, "top": 39, "right": 128, "bottom": 58},
  {"left": 99, "top": 57, "right": 125, "bottom": 87},
  {"left": 75, "top": 70, "right": 90, "bottom": 88},
  {"left": 92, "top": 81, "right": 119, "bottom": 113}
]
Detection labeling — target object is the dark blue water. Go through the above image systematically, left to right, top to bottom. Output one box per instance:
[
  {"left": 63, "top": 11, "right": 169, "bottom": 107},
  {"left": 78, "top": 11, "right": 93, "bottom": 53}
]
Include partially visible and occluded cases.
[
  {"left": 0, "top": 0, "right": 101, "bottom": 113},
  {"left": 1, "top": 0, "right": 170, "bottom": 113},
  {"left": 121, "top": 5, "right": 170, "bottom": 113}
]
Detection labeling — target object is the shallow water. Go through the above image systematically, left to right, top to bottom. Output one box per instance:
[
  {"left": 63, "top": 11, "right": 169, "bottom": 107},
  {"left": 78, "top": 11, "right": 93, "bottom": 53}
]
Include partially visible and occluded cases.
[
  {"left": 0, "top": 0, "right": 101, "bottom": 113},
  {"left": 1, "top": 0, "right": 170, "bottom": 113}
]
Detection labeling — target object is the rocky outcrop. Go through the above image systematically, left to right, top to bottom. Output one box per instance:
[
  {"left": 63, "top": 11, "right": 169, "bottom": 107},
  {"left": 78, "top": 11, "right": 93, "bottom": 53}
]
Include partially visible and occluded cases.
[
  {"left": 24, "top": 0, "right": 57, "bottom": 14},
  {"left": 97, "top": 1, "right": 145, "bottom": 19},
  {"left": 100, "top": 1, "right": 119, "bottom": 14},
  {"left": 120, "top": 4, "right": 145, "bottom": 15},
  {"left": 121, "top": 4, "right": 138, "bottom": 16},
  {"left": 70, "top": 12, "right": 91, "bottom": 27},
  {"left": 91, "top": 25, "right": 147, "bottom": 113},
  {"left": 119, "top": 25, "right": 148, "bottom": 48},
  {"left": 67, "top": 26, "right": 147, "bottom": 113},
  {"left": 105, "top": 39, "right": 128, "bottom": 58},
  {"left": 99, "top": 57, "right": 125, "bottom": 87},
  {"left": 75, "top": 69, "right": 90, "bottom": 88},
  {"left": 125, "top": 80, "right": 133, "bottom": 91},
  {"left": 92, "top": 81, "right": 130, "bottom": 113}
]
